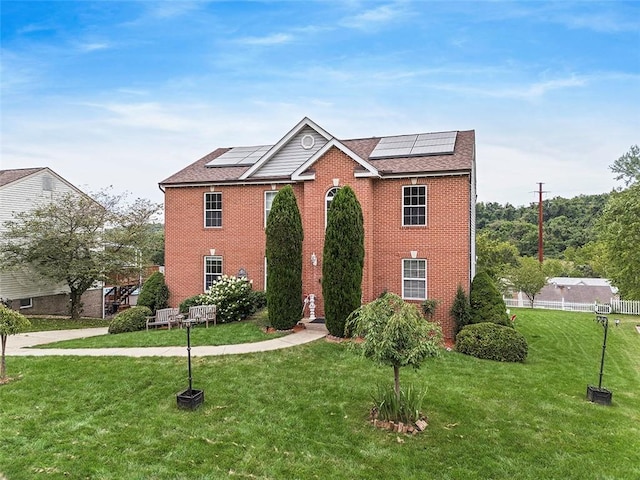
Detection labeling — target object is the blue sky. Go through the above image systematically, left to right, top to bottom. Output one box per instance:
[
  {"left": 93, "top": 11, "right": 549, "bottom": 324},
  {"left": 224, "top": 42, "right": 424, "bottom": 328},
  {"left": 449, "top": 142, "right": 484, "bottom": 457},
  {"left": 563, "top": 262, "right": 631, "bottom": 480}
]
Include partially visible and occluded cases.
[{"left": 2, "top": 1, "right": 639, "bottom": 208}]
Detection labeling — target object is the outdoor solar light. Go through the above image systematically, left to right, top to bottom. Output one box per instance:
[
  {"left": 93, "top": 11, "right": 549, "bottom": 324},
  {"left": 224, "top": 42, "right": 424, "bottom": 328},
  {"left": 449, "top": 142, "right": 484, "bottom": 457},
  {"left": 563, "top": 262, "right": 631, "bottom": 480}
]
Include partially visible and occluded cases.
[
  {"left": 587, "top": 305, "right": 613, "bottom": 406},
  {"left": 177, "top": 317, "right": 204, "bottom": 410}
]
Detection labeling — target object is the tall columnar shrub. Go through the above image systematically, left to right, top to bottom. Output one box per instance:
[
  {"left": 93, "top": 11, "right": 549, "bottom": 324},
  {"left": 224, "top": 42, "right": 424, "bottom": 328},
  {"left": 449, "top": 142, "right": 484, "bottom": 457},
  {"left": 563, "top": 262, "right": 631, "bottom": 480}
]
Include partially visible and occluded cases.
[
  {"left": 266, "top": 185, "right": 303, "bottom": 330},
  {"left": 323, "top": 186, "right": 365, "bottom": 338},
  {"left": 137, "top": 271, "right": 169, "bottom": 314},
  {"left": 469, "top": 271, "right": 510, "bottom": 326},
  {"left": 450, "top": 284, "right": 472, "bottom": 335}
]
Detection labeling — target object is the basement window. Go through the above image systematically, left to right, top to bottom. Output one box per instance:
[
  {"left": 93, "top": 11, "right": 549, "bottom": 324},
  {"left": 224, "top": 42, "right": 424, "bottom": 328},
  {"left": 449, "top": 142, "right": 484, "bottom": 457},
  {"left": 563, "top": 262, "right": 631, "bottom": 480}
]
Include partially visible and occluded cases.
[{"left": 19, "top": 298, "right": 33, "bottom": 309}]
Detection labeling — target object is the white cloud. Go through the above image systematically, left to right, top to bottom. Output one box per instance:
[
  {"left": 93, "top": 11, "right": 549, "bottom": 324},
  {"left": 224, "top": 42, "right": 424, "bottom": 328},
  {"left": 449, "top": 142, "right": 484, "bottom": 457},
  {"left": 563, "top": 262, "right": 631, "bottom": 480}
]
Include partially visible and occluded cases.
[
  {"left": 340, "top": 3, "right": 408, "bottom": 30},
  {"left": 236, "top": 33, "right": 293, "bottom": 46},
  {"left": 76, "top": 42, "right": 110, "bottom": 53},
  {"left": 432, "top": 75, "right": 588, "bottom": 100},
  {"left": 84, "top": 102, "right": 202, "bottom": 133}
]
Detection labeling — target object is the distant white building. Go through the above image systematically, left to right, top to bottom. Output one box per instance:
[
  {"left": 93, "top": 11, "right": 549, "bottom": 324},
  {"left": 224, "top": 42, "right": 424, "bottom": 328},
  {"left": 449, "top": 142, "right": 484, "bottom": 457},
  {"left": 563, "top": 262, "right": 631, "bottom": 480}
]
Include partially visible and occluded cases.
[
  {"left": 0, "top": 168, "right": 102, "bottom": 317},
  {"left": 523, "top": 277, "right": 618, "bottom": 305}
]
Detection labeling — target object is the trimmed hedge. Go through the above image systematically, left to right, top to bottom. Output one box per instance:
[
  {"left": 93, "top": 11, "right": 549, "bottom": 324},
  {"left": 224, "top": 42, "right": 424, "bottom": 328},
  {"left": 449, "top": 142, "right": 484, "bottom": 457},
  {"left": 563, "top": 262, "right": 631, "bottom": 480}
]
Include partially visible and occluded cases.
[
  {"left": 108, "top": 306, "right": 152, "bottom": 334},
  {"left": 455, "top": 322, "right": 528, "bottom": 363}
]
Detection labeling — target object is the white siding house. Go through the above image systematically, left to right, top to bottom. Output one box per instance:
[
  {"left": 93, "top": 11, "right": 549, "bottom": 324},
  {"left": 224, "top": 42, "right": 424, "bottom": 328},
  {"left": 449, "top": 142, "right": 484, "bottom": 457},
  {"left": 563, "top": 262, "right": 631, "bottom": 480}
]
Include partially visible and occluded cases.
[{"left": 0, "top": 168, "right": 102, "bottom": 316}]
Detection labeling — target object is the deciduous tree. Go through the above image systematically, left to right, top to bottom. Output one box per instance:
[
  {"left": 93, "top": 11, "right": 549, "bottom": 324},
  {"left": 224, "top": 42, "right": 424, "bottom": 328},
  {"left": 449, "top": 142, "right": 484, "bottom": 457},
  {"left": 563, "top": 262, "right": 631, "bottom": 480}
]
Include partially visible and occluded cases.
[
  {"left": 610, "top": 144, "right": 640, "bottom": 187},
  {"left": 598, "top": 183, "right": 640, "bottom": 299},
  {"left": 1, "top": 191, "right": 161, "bottom": 319},
  {"left": 508, "top": 257, "right": 547, "bottom": 307},
  {"left": 346, "top": 293, "right": 442, "bottom": 402}
]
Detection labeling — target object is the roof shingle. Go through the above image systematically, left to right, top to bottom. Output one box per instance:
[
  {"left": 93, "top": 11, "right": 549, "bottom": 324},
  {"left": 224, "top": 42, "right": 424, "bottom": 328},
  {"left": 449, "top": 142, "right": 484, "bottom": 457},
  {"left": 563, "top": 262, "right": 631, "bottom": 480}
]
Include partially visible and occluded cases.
[{"left": 160, "top": 127, "right": 474, "bottom": 187}]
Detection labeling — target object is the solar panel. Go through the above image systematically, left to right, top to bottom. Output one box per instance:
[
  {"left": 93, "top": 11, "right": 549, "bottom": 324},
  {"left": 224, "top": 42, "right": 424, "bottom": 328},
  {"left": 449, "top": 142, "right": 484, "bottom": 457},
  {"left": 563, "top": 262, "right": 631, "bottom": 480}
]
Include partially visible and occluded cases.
[
  {"left": 370, "top": 131, "right": 457, "bottom": 159},
  {"left": 206, "top": 145, "right": 273, "bottom": 167}
]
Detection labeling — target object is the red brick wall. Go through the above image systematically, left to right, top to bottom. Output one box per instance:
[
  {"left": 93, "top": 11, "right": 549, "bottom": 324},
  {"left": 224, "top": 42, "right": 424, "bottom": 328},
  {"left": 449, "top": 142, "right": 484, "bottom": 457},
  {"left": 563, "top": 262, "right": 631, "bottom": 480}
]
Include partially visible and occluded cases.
[
  {"left": 164, "top": 149, "right": 471, "bottom": 339},
  {"left": 370, "top": 175, "right": 471, "bottom": 337}
]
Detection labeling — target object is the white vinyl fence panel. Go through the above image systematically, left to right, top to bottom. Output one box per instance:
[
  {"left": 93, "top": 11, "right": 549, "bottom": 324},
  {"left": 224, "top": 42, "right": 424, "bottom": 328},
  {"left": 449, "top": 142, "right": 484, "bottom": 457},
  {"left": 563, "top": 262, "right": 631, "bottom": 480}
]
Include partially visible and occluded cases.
[{"left": 504, "top": 297, "right": 640, "bottom": 315}]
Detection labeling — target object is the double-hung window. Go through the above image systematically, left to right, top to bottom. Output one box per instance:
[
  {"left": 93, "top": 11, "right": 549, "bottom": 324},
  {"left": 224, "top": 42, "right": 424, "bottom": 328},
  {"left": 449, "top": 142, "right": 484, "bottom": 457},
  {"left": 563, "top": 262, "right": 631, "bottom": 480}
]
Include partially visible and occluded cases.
[
  {"left": 402, "top": 186, "right": 426, "bottom": 226},
  {"left": 264, "top": 191, "right": 278, "bottom": 227},
  {"left": 205, "top": 192, "right": 222, "bottom": 228},
  {"left": 204, "top": 256, "right": 223, "bottom": 291},
  {"left": 402, "top": 259, "right": 426, "bottom": 300}
]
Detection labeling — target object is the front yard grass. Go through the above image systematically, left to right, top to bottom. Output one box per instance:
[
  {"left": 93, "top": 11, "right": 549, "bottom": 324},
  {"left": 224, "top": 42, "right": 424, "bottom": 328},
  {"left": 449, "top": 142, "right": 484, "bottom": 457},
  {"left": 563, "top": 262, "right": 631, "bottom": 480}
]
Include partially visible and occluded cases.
[
  {"left": 1, "top": 308, "right": 638, "bottom": 479},
  {"left": 23, "top": 316, "right": 109, "bottom": 332},
  {"left": 31, "top": 319, "right": 287, "bottom": 349}
]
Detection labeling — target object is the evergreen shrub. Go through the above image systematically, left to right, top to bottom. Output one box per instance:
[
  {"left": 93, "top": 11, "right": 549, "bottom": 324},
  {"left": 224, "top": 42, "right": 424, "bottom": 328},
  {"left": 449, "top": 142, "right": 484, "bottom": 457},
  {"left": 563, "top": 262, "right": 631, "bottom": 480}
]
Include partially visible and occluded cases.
[
  {"left": 266, "top": 185, "right": 303, "bottom": 330},
  {"left": 323, "top": 186, "right": 364, "bottom": 337},
  {"left": 469, "top": 271, "right": 510, "bottom": 326},
  {"left": 137, "top": 272, "right": 169, "bottom": 314},
  {"left": 450, "top": 285, "right": 472, "bottom": 335},
  {"left": 108, "top": 306, "right": 152, "bottom": 334},
  {"left": 455, "top": 322, "right": 528, "bottom": 362}
]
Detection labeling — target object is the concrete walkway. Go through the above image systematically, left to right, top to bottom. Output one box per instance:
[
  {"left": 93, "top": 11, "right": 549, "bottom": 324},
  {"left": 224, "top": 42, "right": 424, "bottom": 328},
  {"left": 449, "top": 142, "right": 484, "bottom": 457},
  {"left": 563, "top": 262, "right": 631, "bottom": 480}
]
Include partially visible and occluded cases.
[{"left": 5, "top": 324, "right": 327, "bottom": 357}]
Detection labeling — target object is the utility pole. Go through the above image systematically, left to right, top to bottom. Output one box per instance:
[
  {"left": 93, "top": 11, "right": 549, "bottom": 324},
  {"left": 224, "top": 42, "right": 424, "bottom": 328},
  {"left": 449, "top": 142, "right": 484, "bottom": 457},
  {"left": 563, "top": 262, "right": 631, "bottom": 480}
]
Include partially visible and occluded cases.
[{"left": 537, "top": 182, "right": 545, "bottom": 264}]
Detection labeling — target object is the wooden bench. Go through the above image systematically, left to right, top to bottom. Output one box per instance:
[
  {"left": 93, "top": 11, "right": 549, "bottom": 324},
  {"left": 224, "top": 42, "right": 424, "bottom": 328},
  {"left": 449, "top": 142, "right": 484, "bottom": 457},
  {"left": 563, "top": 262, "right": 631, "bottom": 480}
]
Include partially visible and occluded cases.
[
  {"left": 186, "top": 305, "right": 216, "bottom": 328},
  {"left": 146, "top": 307, "right": 180, "bottom": 330}
]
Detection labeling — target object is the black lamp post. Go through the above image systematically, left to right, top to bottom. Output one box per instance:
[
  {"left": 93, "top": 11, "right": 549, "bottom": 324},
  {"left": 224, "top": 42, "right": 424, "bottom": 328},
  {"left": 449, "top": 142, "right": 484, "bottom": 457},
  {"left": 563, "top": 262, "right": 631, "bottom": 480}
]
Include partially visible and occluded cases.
[
  {"left": 587, "top": 306, "right": 613, "bottom": 405},
  {"left": 177, "top": 317, "right": 204, "bottom": 410}
]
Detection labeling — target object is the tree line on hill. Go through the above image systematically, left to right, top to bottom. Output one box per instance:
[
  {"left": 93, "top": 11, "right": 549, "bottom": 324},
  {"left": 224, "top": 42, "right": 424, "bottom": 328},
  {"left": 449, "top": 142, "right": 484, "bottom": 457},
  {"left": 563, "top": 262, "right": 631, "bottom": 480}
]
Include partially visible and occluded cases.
[{"left": 477, "top": 145, "right": 639, "bottom": 300}]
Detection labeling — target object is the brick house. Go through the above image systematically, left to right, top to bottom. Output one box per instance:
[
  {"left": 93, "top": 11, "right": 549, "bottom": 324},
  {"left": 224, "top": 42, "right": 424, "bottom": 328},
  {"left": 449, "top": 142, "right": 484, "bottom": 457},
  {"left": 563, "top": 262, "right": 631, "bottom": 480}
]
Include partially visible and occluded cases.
[{"left": 160, "top": 118, "right": 476, "bottom": 339}]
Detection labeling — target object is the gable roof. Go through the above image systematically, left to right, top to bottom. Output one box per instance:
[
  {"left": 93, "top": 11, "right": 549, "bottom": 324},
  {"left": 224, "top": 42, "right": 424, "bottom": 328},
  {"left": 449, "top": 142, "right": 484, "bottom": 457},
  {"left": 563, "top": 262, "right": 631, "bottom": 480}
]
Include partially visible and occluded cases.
[
  {"left": 160, "top": 118, "right": 475, "bottom": 188},
  {"left": 0, "top": 168, "right": 47, "bottom": 188}
]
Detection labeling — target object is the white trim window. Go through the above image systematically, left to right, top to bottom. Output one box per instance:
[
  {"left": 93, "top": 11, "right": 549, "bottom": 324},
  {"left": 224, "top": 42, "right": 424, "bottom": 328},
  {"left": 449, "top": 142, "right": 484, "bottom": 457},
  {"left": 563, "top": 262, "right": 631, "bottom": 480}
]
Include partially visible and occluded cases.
[
  {"left": 402, "top": 185, "right": 426, "bottom": 226},
  {"left": 325, "top": 187, "right": 339, "bottom": 228},
  {"left": 264, "top": 190, "right": 278, "bottom": 228},
  {"left": 204, "top": 192, "right": 222, "bottom": 228},
  {"left": 204, "top": 255, "right": 223, "bottom": 291},
  {"left": 264, "top": 256, "right": 268, "bottom": 291},
  {"left": 402, "top": 259, "right": 426, "bottom": 300}
]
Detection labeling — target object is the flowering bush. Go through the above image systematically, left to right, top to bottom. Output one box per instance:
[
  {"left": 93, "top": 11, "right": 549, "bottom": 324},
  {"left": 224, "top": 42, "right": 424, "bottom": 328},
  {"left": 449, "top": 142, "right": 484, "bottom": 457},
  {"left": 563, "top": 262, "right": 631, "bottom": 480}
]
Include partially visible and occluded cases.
[{"left": 198, "top": 276, "right": 263, "bottom": 324}]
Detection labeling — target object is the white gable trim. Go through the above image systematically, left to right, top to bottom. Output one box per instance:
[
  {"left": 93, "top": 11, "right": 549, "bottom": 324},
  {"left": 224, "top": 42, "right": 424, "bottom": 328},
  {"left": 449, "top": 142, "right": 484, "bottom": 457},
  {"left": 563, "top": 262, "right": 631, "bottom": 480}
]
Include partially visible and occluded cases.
[
  {"left": 239, "top": 117, "right": 334, "bottom": 180},
  {"left": 291, "top": 139, "right": 379, "bottom": 181},
  {"left": 0, "top": 167, "right": 88, "bottom": 198}
]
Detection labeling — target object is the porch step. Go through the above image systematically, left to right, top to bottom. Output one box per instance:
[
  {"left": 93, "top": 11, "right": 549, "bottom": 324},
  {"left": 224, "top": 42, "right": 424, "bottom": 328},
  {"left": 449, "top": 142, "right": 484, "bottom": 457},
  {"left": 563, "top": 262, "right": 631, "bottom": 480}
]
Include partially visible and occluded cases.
[{"left": 300, "top": 318, "right": 328, "bottom": 334}]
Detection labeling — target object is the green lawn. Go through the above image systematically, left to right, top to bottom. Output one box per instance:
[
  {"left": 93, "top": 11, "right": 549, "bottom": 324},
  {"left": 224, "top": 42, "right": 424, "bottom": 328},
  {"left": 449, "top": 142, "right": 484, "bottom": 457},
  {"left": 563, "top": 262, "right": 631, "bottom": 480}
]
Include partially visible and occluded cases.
[
  {"left": 1, "top": 308, "right": 639, "bottom": 479},
  {"left": 23, "top": 316, "right": 110, "bottom": 332},
  {"left": 31, "top": 320, "right": 287, "bottom": 349}
]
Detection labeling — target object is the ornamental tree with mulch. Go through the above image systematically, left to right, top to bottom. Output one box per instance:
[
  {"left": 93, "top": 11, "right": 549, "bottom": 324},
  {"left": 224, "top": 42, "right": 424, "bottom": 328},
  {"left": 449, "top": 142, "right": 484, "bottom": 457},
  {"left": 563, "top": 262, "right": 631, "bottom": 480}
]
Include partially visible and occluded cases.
[
  {"left": 266, "top": 185, "right": 303, "bottom": 330},
  {"left": 322, "top": 186, "right": 364, "bottom": 338},
  {"left": 346, "top": 293, "right": 442, "bottom": 407}
]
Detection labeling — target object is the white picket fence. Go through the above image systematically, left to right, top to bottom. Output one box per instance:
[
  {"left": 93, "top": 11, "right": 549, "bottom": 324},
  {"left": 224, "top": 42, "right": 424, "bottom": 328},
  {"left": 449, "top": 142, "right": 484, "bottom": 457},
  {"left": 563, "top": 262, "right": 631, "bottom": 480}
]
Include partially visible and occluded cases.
[{"left": 504, "top": 297, "right": 640, "bottom": 315}]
